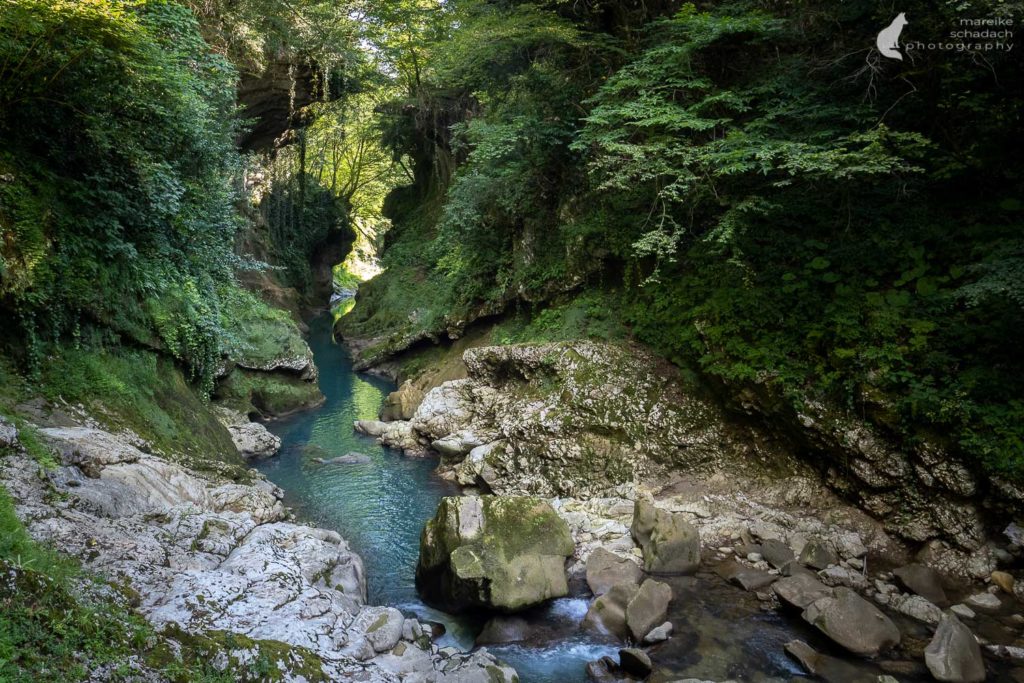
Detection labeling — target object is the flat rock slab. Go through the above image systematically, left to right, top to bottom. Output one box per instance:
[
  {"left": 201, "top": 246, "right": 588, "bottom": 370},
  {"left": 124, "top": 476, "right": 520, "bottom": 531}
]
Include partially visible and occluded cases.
[
  {"left": 717, "top": 560, "right": 777, "bottom": 592},
  {"left": 774, "top": 573, "right": 834, "bottom": 610},
  {"left": 803, "top": 587, "right": 901, "bottom": 656}
]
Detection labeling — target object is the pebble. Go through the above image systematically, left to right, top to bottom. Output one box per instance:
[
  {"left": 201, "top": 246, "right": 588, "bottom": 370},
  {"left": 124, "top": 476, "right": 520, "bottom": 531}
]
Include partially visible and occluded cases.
[{"left": 747, "top": 553, "right": 763, "bottom": 562}]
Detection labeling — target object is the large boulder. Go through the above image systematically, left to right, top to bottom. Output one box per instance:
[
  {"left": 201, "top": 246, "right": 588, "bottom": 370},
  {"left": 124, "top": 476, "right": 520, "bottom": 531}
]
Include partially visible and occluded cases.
[
  {"left": 416, "top": 495, "right": 574, "bottom": 612},
  {"left": 630, "top": 499, "right": 700, "bottom": 575},
  {"left": 586, "top": 548, "right": 643, "bottom": 596},
  {"left": 802, "top": 587, "right": 901, "bottom": 656},
  {"left": 924, "top": 613, "right": 986, "bottom": 683}
]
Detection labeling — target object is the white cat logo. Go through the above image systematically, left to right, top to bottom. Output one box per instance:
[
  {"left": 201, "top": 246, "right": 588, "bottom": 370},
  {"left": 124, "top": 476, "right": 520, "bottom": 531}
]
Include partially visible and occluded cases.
[{"left": 877, "top": 13, "right": 909, "bottom": 60}]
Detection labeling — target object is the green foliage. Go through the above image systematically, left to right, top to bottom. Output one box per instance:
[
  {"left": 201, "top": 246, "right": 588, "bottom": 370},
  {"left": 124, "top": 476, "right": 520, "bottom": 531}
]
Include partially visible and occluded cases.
[
  {"left": 0, "top": 0, "right": 241, "bottom": 390},
  {"left": 358, "top": 0, "right": 1024, "bottom": 482}
]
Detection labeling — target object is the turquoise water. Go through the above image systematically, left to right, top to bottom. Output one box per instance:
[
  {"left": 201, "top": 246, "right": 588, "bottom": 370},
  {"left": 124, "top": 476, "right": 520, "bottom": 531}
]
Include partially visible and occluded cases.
[{"left": 255, "top": 315, "right": 617, "bottom": 682}]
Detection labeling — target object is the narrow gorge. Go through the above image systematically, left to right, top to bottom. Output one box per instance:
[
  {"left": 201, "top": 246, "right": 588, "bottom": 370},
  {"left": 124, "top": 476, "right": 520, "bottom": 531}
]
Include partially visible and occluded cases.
[{"left": 1, "top": 1, "right": 1022, "bottom": 682}]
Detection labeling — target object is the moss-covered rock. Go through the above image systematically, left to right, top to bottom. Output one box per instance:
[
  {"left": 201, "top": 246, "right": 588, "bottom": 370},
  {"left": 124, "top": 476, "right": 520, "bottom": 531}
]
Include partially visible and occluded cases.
[
  {"left": 215, "top": 366, "right": 323, "bottom": 418},
  {"left": 416, "top": 495, "right": 574, "bottom": 613}
]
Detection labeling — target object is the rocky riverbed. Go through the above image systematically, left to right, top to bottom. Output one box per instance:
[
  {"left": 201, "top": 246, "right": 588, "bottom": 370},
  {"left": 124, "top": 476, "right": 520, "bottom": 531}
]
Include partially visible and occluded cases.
[
  {"left": 353, "top": 339, "right": 1024, "bottom": 682},
  {"left": 0, "top": 413, "right": 516, "bottom": 683}
]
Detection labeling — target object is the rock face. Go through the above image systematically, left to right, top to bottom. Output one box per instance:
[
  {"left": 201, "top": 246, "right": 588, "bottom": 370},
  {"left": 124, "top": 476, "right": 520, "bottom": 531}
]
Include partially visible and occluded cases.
[
  {"left": 370, "top": 341, "right": 790, "bottom": 497},
  {"left": 380, "top": 382, "right": 425, "bottom": 421},
  {"left": 213, "top": 407, "right": 281, "bottom": 459},
  {"left": 0, "top": 418, "right": 517, "bottom": 682},
  {"left": 416, "top": 495, "right": 574, "bottom": 612},
  {"left": 631, "top": 499, "right": 701, "bottom": 575},
  {"left": 802, "top": 587, "right": 901, "bottom": 656},
  {"left": 925, "top": 614, "right": 986, "bottom": 683}
]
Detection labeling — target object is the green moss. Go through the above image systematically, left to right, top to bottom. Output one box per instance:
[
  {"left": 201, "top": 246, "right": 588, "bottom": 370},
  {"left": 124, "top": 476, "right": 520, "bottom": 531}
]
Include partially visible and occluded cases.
[
  {"left": 218, "top": 288, "right": 310, "bottom": 370},
  {"left": 36, "top": 346, "right": 241, "bottom": 473},
  {"left": 214, "top": 367, "right": 323, "bottom": 418}
]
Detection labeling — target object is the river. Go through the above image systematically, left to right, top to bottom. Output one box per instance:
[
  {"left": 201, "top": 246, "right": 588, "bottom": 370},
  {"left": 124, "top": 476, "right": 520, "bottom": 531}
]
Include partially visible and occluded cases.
[
  {"left": 255, "top": 315, "right": 619, "bottom": 682},
  {"left": 256, "top": 315, "right": 953, "bottom": 683}
]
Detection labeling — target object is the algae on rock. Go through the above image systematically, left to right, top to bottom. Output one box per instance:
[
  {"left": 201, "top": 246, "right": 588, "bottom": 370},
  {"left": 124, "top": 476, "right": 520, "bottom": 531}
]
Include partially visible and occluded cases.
[{"left": 416, "top": 495, "right": 574, "bottom": 612}]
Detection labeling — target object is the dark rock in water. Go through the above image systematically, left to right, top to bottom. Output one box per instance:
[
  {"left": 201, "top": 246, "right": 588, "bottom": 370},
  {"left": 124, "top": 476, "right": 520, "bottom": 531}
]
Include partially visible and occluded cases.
[
  {"left": 324, "top": 452, "right": 372, "bottom": 465},
  {"left": 631, "top": 499, "right": 700, "bottom": 575},
  {"left": 799, "top": 537, "right": 838, "bottom": 570},
  {"left": 761, "top": 538, "right": 796, "bottom": 571},
  {"left": 587, "top": 548, "right": 642, "bottom": 596},
  {"left": 717, "top": 559, "right": 777, "bottom": 592},
  {"left": 894, "top": 563, "right": 949, "bottom": 607},
  {"left": 773, "top": 573, "right": 834, "bottom": 610},
  {"left": 626, "top": 579, "right": 673, "bottom": 642},
  {"left": 803, "top": 587, "right": 901, "bottom": 656},
  {"left": 925, "top": 613, "right": 986, "bottom": 683},
  {"left": 476, "top": 616, "right": 531, "bottom": 645},
  {"left": 784, "top": 640, "right": 876, "bottom": 683},
  {"left": 618, "top": 648, "right": 652, "bottom": 678},
  {"left": 586, "top": 656, "right": 621, "bottom": 683}
]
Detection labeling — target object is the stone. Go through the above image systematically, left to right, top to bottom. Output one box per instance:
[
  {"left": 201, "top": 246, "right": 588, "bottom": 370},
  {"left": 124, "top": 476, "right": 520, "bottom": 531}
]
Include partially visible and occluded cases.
[
  {"left": 380, "top": 381, "right": 425, "bottom": 421},
  {"left": 213, "top": 407, "right": 281, "bottom": 459},
  {"left": 0, "top": 417, "right": 19, "bottom": 449},
  {"left": 1, "top": 419, "right": 519, "bottom": 683},
  {"left": 416, "top": 495, "right": 574, "bottom": 612},
  {"left": 631, "top": 499, "right": 700, "bottom": 575},
  {"left": 798, "top": 537, "right": 838, "bottom": 570},
  {"left": 761, "top": 538, "right": 796, "bottom": 571},
  {"left": 586, "top": 548, "right": 643, "bottom": 596},
  {"left": 717, "top": 560, "right": 777, "bottom": 592},
  {"left": 894, "top": 563, "right": 949, "bottom": 606},
  {"left": 819, "top": 565, "right": 870, "bottom": 591},
  {"left": 991, "top": 570, "right": 1015, "bottom": 594},
  {"left": 773, "top": 573, "right": 834, "bottom": 610},
  {"left": 626, "top": 579, "right": 673, "bottom": 642},
  {"left": 583, "top": 583, "right": 639, "bottom": 639},
  {"left": 803, "top": 587, "right": 901, "bottom": 656},
  {"left": 964, "top": 592, "right": 1002, "bottom": 612},
  {"left": 890, "top": 593, "right": 943, "bottom": 625},
  {"left": 352, "top": 607, "right": 405, "bottom": 652},
  {"left": 925, "top": 613, "right": 986, "bottom": 683},
  {"left": 476, "top": 616, "right": 531, "bottom": 645},
  {"left": 643, "top": 621, "right": 673, "bottom": 644},
  {"left": 784, "top": 640, "right": 874, "bottom": 682},
  {"left": 618, "top": 648, "right": 652, "bottom": 678},
  {"left": 585, "top": 657, "right": 620, "bottom": 683}
]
